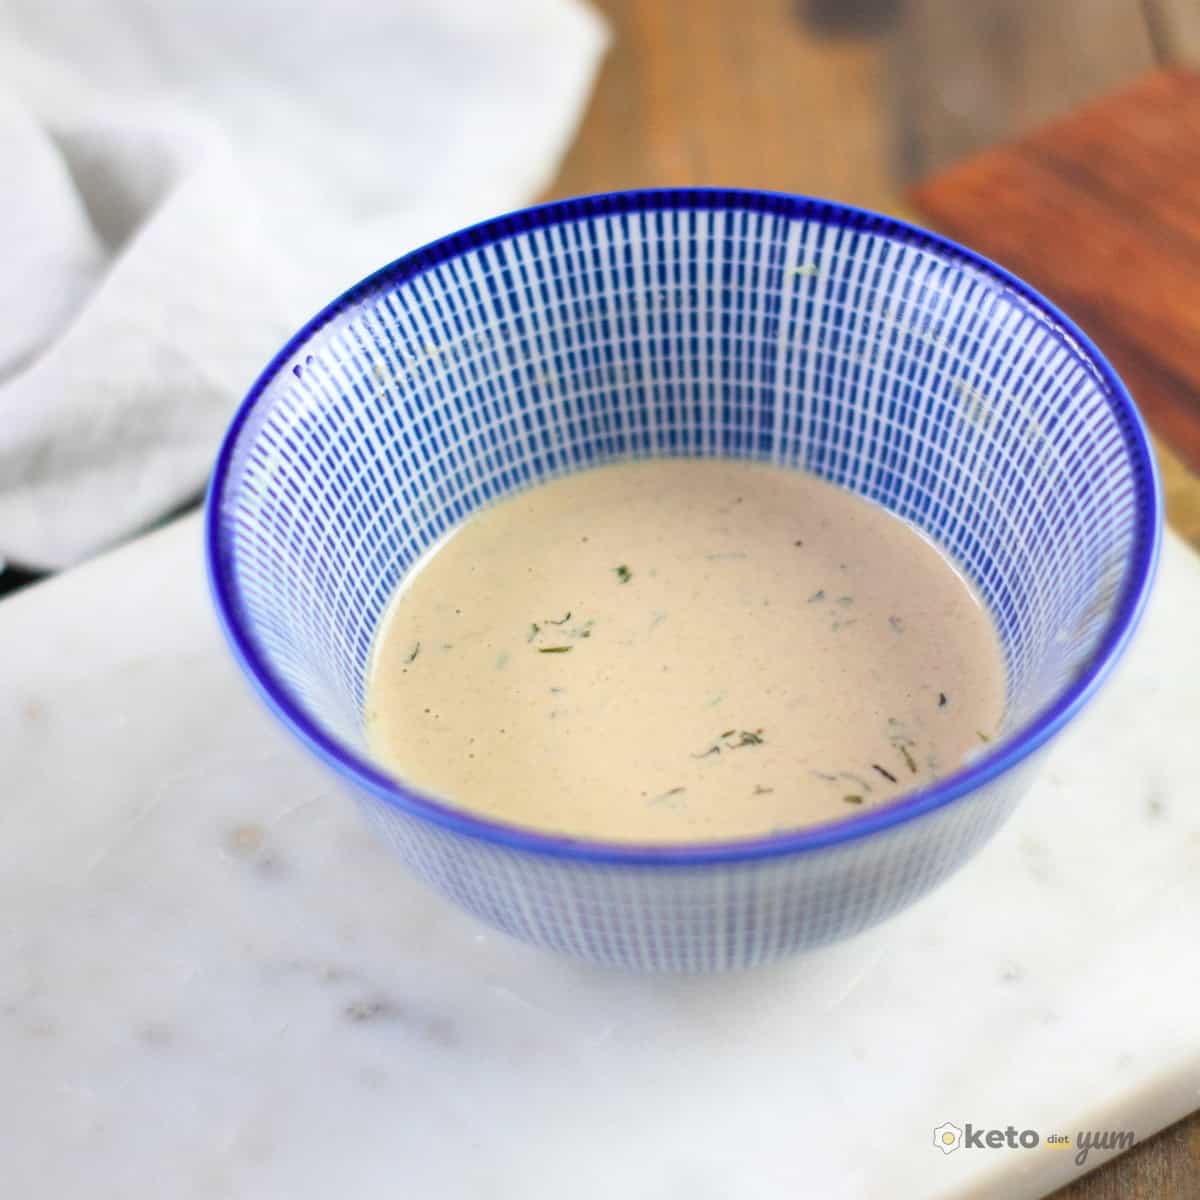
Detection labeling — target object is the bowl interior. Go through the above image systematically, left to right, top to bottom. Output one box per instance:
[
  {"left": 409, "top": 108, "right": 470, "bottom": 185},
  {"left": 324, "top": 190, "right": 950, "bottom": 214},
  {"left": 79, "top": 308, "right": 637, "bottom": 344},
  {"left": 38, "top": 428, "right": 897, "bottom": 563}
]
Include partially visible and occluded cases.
[{"left": 209, "top": 191, "right": 1158, "bottom": 840}]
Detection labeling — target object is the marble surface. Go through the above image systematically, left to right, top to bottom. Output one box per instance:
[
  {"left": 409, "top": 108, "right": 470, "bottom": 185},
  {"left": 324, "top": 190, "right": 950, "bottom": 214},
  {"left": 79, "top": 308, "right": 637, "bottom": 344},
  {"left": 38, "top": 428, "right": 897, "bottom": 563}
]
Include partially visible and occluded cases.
[{"left": 2, "top": 513, "right": 1198, "bottom": 1199}]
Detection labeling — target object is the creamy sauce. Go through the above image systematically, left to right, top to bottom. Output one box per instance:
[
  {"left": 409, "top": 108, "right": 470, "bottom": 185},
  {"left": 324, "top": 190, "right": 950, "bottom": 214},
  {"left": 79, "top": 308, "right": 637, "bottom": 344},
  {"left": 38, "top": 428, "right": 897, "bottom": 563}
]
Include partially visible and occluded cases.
[{"left": 365, "top": 459, "right": 1006, "bottom": 842}]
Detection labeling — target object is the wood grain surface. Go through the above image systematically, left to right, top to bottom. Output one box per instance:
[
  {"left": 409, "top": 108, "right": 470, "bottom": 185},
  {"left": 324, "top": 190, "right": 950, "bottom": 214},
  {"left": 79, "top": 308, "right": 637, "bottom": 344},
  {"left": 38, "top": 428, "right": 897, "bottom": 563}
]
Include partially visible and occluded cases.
[
  {"left": 550, "top": 0, "right": 900, "bottom": 213},
  {"left": 890, "top": 0, "right": 1157, "bottom": 181},
  {"left": 1144, "top": 0, "right": 1200, "bottom": 64},
  {"left": 543, "top": 2, "right": 1200, "bottom": 1196}
]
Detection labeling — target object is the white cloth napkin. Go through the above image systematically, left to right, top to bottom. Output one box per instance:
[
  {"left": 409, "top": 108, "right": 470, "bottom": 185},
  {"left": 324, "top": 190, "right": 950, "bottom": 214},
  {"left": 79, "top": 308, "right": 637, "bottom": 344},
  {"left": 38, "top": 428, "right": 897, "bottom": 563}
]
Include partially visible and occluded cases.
[{"left": 0, "top": 0, "right": 607, "bottom": 570}]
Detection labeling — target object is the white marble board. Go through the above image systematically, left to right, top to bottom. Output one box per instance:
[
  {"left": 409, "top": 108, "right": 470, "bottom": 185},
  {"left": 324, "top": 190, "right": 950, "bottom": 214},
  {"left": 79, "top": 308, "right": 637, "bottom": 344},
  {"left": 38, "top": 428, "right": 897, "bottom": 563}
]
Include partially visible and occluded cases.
[{"left": 2, "top": 514, "right": 1198, "bottom": 1199}]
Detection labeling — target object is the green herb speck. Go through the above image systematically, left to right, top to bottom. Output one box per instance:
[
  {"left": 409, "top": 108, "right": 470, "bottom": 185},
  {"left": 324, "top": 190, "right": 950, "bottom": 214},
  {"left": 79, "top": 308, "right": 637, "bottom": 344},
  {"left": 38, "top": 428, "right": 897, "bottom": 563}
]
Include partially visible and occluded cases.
[
  {"left": 614, "top": 564, "right": 633, "bottom": 584},
  {"left": 404, "top": 641, "right": 421, "bottom": 664},
  {"left": 538, "top": 646, "right": 573, "bottom": 654},
  {"left": 701, "top": 728, "right": 766, "bottom": 754},
  {"left": 840, "top": 771, "right": 872, "bottom": 793},
  {"left": 648, "top": 786, "right": 687, "bottom": 807},
  {"left": 843, "top": 794, "right": 864, "bottom": 805}
]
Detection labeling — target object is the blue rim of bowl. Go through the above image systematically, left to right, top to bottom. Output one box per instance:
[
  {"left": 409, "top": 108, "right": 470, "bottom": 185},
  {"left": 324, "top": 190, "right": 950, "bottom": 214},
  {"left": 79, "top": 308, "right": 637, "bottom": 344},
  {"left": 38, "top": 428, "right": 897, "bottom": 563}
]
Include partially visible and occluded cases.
[{"left": 205, "top": 188, "right": 1162, "bottom": 867}]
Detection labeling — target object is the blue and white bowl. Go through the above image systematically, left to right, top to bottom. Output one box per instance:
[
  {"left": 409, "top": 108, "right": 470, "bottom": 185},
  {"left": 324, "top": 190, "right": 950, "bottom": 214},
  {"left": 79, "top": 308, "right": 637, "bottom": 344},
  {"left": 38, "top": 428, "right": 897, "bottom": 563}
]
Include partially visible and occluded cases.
[{"left": 206, "top": 190, "right": 1160, "bottom": 972}]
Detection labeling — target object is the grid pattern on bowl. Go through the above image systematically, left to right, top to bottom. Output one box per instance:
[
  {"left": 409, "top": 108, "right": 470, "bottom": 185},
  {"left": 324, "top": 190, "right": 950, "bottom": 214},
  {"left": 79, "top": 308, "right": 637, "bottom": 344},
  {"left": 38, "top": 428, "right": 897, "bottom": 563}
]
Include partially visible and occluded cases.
[
  {"left": 210, "top": 192, "right": 1156, "bottom": 969},
  {"left": 219, "top": 202, "right": 1144, "bottom": 751},
  {"left": 356, "top": 749, "right": 1038, "bottom": 971}
]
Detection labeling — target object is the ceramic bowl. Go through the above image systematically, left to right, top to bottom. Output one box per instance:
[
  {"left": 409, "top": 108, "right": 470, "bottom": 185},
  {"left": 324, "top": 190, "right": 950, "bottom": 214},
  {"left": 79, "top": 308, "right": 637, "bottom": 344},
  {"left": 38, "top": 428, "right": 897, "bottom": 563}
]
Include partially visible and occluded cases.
[{"left": 206, "top": 190, "right": 1160, "bottom": 972}]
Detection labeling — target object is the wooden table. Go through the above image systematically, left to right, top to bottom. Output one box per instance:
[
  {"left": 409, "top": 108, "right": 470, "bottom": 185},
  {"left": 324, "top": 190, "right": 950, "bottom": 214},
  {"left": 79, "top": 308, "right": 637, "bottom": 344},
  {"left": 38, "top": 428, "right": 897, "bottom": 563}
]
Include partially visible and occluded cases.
[{"left": 544, "top": 2, "right": 1200, "bottom": 1195}]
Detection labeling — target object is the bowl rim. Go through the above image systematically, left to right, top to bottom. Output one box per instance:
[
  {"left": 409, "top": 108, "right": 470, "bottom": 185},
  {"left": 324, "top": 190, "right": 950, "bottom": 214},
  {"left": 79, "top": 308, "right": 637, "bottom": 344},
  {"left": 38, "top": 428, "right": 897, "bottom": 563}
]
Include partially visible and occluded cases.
[{"left": 205, "top": 187, "right": 1163, "bottom": 867}]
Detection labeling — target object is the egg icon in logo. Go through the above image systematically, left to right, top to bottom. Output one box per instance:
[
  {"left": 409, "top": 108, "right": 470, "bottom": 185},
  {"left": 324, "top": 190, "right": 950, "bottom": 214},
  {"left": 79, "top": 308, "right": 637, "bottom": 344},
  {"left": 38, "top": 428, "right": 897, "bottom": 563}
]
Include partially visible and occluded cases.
[{"left": 934, "top": 1122, "right": 964, "bottom": 1155}]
